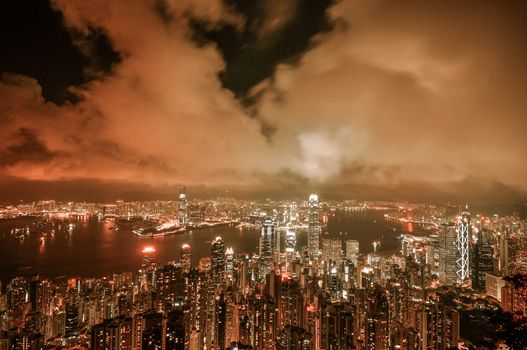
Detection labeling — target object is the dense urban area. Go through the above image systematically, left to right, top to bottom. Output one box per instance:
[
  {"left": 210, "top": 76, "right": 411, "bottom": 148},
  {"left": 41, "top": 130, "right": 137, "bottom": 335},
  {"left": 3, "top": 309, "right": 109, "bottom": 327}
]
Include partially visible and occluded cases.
[{"left": 0, "top": 190, "right": 526, "bottom": 350}]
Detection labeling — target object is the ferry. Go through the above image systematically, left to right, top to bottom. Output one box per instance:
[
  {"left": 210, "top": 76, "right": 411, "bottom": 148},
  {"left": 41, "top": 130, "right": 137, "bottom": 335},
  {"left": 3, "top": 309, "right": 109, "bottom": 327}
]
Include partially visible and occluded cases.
[{"left": 133, "top": 220, "right": 186, "bottom": 237}]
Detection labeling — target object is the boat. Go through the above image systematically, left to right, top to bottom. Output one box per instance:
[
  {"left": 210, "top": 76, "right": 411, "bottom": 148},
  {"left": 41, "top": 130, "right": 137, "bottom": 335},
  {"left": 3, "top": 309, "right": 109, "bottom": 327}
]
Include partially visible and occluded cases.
[{"left": 133, "top": 220, "right": 186, "bottom": 237}]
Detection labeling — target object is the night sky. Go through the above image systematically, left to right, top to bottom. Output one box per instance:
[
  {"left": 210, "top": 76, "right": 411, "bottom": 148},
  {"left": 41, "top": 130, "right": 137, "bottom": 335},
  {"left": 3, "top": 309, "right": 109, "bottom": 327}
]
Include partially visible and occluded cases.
[{"left": 1, "top": 0, "right": 526, "bottom": 203}]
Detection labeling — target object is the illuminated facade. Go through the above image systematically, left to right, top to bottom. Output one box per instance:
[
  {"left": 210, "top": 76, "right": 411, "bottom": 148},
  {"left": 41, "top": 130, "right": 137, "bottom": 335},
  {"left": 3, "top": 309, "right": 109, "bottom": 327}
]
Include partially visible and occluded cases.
[
  {"left": 178, "top": 186, "right": 187, "bottom": 225},
  {"left": 307, "top": 194, "right": 321, "bottom": 259},
  {"left": 455, "top": 209, "right": 471, "bottom": 283},
  {"left": 259, "top": 219, "right": 275, "bottom": 279},
  {"left": 259, "top": 219, "right": 275, "bottom": 259},
  {"left": 438, "top": 223, "right": 457, "bottom": 285},
  {"left": 285, "top": 230, "right": 296, "bottom": 253},
  {"left": 472, "top": 230, "right": 494, "bottom": 290},
  {"left": 211, "top": 236, "right": 226, "bottom": 290},
  {"left": 321, "top": 238, "right": 342, "bottom": 264},
  {"left": 346, "top": 240, "right": 359, "bottom": 267},
  {"left": 180, "top": 243, "right": 191, "bottom": 273},
  {"left": 141, "top": 246, "right": 156, "bottom": 291},
  {"left": 225, "top": 247, "right": 234, "bottom": 282}
]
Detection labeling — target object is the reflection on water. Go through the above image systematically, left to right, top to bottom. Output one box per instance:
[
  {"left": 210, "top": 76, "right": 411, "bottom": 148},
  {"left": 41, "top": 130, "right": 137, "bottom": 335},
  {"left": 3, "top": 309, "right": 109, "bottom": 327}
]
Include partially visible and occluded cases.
[{"left": 0, "top": 210, "right": 413, "bottom": 281}]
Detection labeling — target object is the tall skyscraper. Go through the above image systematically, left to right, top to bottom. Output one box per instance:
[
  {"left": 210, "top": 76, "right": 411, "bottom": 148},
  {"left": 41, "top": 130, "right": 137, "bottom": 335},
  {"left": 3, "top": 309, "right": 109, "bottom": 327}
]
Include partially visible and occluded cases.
[
  {"left": 178, "top": 186, "right": 187, "bottom": 226},
  {"left": 307, "top": 194, "right": 321, "bottom": 259},
  {"left": 456, "top": 208, "right": 471, "bottom": 283},
  {"left": 259, "top": 219, "right": 275, "bottom": 279},
  {"left": 259, "top": 219, "right": 275, "bottom": 260},
  {"left": 438, "top": 223, "right": 457, "bottom": 285},
  {"left": 471, "top": 230, "right": 494, "bottom": 290},
  {"left": 285, "top": 231, "right": 296, "bottom": 253},
  {"left": 211, "top": 236, "right": 226, "bottom": 289},
  {"left": 321, "top": 238, "right": 342, "bottom": 264},
  {"left": 346, "top": 240, "right": 359, "bottom": 267},
  {"left": 180, "top": 243, "right": 191, "bottom": 273},
  {"left": 141, "top": 246, "right": 156, "bottom": 290},
  {"left": 225, "top": 247, "right": 234, "bottom": 282},
  {"left": 155, "top": 263, "right": 185, "bottom": 310},
  {"left": 366, "top": 288, "right": 390, "bottom": 350},
  {"left": 166, "top": 309, "right": 186, "bottom": 350},
  {"left": 140, "top": 312, "right": 164, "bottom": 349}
]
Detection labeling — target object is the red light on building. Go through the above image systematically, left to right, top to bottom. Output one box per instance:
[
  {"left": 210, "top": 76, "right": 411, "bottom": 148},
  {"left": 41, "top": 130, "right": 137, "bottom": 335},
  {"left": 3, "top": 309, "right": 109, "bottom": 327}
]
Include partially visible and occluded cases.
[
  {"left": 142, "top": 246, "right": 156, "bottom": 254},
  {"left": 281, "top": 272, "right": 289, "bottom": 282}
]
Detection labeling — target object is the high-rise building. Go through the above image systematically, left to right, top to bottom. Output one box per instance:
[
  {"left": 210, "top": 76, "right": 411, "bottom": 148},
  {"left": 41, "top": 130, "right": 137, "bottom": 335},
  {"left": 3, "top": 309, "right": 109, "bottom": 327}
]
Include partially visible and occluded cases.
[
  {"left": 178, "top": 186, "right": 187, "bottom": 226},
  {"left": 307, "top": 194, "right": 321, "bottom": 259},
  {"left": 456, "top": 208, "right": 471, "bottom": 283},
  {"left": 259, "top": 219, "right": 275, "bottom": 260},
  {"left": 259, "top": 220, "right": 275, "bottom": 279},
  {"left": 438, "top": 223, "right": 457, "bottom": 285},
  {"left": 471, "top": 230, "right": 494, "bottom": 290},
  {"left": 285, "top": 231, "right": 296, "bottom": 253},
  {"left": 211, "top": 236, "right": 226, "bottom": 290},
  {"left": 321, "top": 238, "right": 342, "bottom": 264},
  {"left": 346, "top": 240, "right": 359, "bottom": 267},
  {"left": 180, "top": 243, "right": 191, "bottom": 273},
  {"left": 141, "top": 246, "right": 157, "bottom": 291},
  {"left": 226, "top": 247, "right": 234, "bottom": 282},
  {"left": 155, "top": 263, "right": 185, "bottom": 310},
  {"left": 28, "top": 278, "right": 40, "bottom": 311},
  {"left": 365, "top": 288, "right": 389, "bottom": 350},
  {"left": 320, "top": 303, "right": 354, "bottom": 349},
  {"left": 165, "top": 309, "right": 186, "bottom": 350},
  {"left": 140, "top": 312, "right": 164, "bottom": 350},
  {"left": 91, "top": 317, "right": 133, "bottom": 350}
]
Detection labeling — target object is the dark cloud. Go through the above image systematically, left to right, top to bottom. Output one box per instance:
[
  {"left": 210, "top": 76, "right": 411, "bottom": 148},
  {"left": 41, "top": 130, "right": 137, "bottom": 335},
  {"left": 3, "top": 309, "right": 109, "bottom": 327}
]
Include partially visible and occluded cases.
[
  {"left": 0, "top": 0, "right": 120, "bottom": 104},
  {"left": 190, "top": 0, "right": 335, "bottom": 98},
  {"left": 68, "top": 27, "right": 122, "bottom": 81},
  {"left": 0, "top": 128, "right": 57, "bottom": 166}
]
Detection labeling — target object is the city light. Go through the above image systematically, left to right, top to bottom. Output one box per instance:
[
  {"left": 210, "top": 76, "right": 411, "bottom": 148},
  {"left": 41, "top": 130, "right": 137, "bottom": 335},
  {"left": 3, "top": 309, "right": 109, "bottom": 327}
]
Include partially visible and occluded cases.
[{"left": 142, "top": 246, "right": 156, "bottom": 254}]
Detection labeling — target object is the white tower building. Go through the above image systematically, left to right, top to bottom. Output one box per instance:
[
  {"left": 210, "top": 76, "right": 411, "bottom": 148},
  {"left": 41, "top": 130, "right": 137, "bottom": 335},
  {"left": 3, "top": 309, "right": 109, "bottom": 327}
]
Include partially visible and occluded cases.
[
  {"left": 308, "top": 194, "right": 321, "bottom": 259},
  {"left": 455, "top": 208, "right": 471, "bottom": 283}
]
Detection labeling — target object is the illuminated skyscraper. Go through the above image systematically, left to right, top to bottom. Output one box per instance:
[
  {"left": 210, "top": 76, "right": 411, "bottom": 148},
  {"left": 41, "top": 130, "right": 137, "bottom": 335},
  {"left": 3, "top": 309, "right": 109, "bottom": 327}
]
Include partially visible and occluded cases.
[
  {"left": 178, "top": 186, "right": 187, "bottom": 225},
  {"left": 307, "top": 194, "right": 321, "bottom": 259},
  {"left": 456, "top": 208, "right": 470, "bottom": 283},
  {"left": 259, "top": 219, "right": 275, "bottom": 279},
  {"left": 259, "top": 219, "right": 275, "bottom": 260},
  {"left": 438, "top": 223, "right": 457, "bottom": 285},
  {"left": 471, "top": 229, "right": 494, "bottom": 290},
  {"left": 284, "top": 231, "right": 296, "bottom": 277},
  {"left": 285, "top": 231, "right": 296, "bottom": 253},
  {"left": 211, "top": 236, "right": 226, "bottom": 289},
  {"left": 321, "top": 238, "right": 342, "bottom": 264},
  {"left": 346, "top": 240, "right": 359, "bottom": 267},
  {"left": 180, "top": 243, "right": 191, "bottom": 273},
  {"left": 141, "top": 246, "right": 156, "bottom": 290},
  {"left": 225, "top": 247, "right": 234, "bottom": 282},
  {"left": 155, "top": 263, "right": 185, "bottom": 310},
  {"left": 366, "top": 288, "right": 389, "bottom": 350},
  {"left": 140, "top": 312, "right": 163, "bottom": 349}
]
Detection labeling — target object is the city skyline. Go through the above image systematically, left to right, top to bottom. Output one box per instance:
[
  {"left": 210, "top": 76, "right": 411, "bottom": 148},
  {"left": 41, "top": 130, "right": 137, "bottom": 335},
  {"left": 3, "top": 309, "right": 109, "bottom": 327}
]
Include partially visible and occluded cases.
[
  {"left": 1, "top": 1, "right": 527, "bottom": 203},
  {"left": 0, "top": 193, "right": 526, "bottom": 349}
]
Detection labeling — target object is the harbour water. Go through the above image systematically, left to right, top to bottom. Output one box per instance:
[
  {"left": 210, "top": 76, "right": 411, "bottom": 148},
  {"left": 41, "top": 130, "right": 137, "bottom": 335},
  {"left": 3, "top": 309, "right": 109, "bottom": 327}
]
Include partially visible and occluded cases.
[{"left": 0, "top": 210, "right": 414, "bottom": 282}]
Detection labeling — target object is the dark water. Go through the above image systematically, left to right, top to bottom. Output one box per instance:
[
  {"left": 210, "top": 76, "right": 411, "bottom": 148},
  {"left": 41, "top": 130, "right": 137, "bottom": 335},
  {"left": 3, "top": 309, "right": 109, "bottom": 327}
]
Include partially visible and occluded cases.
[{"left": 0, "top": 210, "right": 412, "bottom": 282}]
